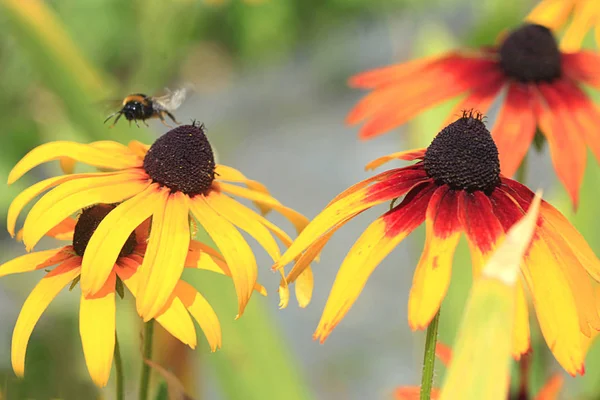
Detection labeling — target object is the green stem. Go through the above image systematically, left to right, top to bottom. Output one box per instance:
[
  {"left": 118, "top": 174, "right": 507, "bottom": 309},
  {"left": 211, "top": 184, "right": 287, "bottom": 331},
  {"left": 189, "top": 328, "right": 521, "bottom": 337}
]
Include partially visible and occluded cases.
[
  {"left": 516, "top": 154, "right": 528, "bottom": 184},
  {"left": 420, "top": 310, "right": 441, "bottom": 400},
  {"left": 139, "top": 320, "right": 155, "bottom": 400},
  {"left": 114, "top": 333, "right": 124, "bottom": 400}
]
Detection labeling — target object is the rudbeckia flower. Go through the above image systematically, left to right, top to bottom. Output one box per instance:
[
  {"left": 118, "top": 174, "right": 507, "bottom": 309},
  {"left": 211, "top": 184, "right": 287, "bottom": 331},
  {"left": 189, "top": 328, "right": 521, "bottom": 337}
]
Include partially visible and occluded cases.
[
  {"left": 527, "top": 0, "right": 600, "bottom": 51},
  {"left": 347, "top": 23, "right": 600, "bottom": 206},
  {"left": 274, "top": 112, "right": 600, "bottom": 375},
  {"left": 7, "top": 122, "right": 308, "bottom": 321},
  {"left": 0, "top": 203, "right": 266, "bottom": 387},
  {"left": 393, "top": 344, "right": 564, "bottom": 400}
]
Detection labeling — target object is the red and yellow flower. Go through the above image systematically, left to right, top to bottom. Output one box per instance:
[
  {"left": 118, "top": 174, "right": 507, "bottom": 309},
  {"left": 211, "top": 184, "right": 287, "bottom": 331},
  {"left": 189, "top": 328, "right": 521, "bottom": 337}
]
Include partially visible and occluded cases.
[
  {"left": 528, "top": 0, "right": 600, "bottom": 51},
  {"left": 347, "top": 23, "right": 600, "bottom": 206},
  {"left": 275, "top": 112, "right": 600, "bottom": 375},
  {"left": 7, "top": 122, "right": 309, "bottom": 321},
  {"left": 0, "top": 204, "right": 266, "bottom": 387},
  {"left": 393, "top": 344, "right": 564, "bottom": 400}
]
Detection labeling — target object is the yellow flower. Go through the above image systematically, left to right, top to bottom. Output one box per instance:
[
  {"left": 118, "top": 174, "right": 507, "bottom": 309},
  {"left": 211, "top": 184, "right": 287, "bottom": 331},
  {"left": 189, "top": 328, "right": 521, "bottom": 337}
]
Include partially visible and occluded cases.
[
  {"left": 527, "top": 0, "right": 600, "bottom": 51},
  {"left": 275, "top": 112, "right": 600, "bottom": 375},
  {"left": 7, "top": 122, "right": 308, "bottom": 321},
  {"left": 0, "top": 204, "right": 267, "bottom": 387}
]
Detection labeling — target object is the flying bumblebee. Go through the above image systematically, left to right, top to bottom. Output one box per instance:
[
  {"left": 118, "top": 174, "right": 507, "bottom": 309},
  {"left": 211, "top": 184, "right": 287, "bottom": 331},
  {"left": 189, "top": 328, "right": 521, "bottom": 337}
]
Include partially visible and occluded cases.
[{"left": 104, "top": 87, "right": 189, "bottom": 128}]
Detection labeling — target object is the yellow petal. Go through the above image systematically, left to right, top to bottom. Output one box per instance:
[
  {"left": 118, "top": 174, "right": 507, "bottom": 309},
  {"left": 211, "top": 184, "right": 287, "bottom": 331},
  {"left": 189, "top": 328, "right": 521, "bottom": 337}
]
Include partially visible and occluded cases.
[
  {"left": 525, "top": 0, "right": 574, "bottom": 31},
  {"left": 561, "top": 0, "right": 598, "bottom": 52},
  {"left": 127, "top": 140, "right": 150, "bottom": 158},
  {"left": 8, "top": 141, "right": 142, "bottom": 184},
  {"left": 59, "top": 157, "right": 76, "bottom": 174},
  {"left": 215, "top": 164, "right": 272, "bottom": 214},
  {"left": 22, "top": 171, "right": 149, "bottom": 251},
  {"left": 7, "top": 172, "right": 113, "bottom": 237},
  {"left": 218, "top": 182, "right": 309, "bottom": 234},
  {"left": 80, "top": 184, "right": 158, "bottom": 296},
  {"left": 314, "top": 185, "right": 432, "bottom": 342},
  {"left": 408, "top": 186, "right": 460, "bottom": 330},
  {"left": 204, "top": 191, "right": 281, "bottom": 261},
  {"left": 136, "top": 192, "right": 191, "bottom": 321},
  {"left": 439, "top": 192, "right": 542, "bottom": 400},
  {"left": 190, "top": 195, "right": 257, "bottom": 318},
  {"left": 540, "top": 201, "right": 600, "bottom": 282},
  {"left": 522, "top": 238, "right": 585, "bottom": 375},
  {"left": 185, "top": 241, "right": 267, "bottom": 296},
  {"left": 0, "top": 248, "right": 68, "bottom": 278},
  {"left": 12, "top": 262, "right": 80, "bottom": 377},
  {"left": 117, "top": 266, "right": 197, "bottom": 348},
  {"left": 294, "top": 267, "right": 314, "bottom": 308},
  {"left": 79, "top": 272, "right": 116, "bottom": 387},
  {"left": 175, "top": 281, "right": 222, "bottom": 351},
  {"left": 513, "top": 281, "right": 531, "bottom": 358}
]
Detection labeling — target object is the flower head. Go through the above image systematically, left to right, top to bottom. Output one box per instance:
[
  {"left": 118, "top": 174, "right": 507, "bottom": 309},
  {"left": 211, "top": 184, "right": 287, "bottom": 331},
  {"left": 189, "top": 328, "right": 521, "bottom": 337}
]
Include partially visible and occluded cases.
[
  {"left": 527, "top": 0, "right": 600, "bottom": 51},
  {"left": 348, "top": 23, "right": 600, "bottom": 206},
  {"left": 275, "top": 112, "right": 600, "bottom": 375},
  {"left": 8, "top": 122, "right": 308, "bottom": 321},
  {"left": 0, "top": 204, "right": 266, "bottom": 387}
]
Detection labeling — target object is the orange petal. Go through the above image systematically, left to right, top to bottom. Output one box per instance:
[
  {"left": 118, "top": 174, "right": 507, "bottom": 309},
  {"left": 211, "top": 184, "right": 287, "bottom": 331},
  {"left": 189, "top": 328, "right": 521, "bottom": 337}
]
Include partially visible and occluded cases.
[
  {"left": 562, "top": 51, "right": 600, "bottom": 89},
  {"left": 348, "top": 54, "right": 442, "bottom": 89},
  {"left": 492, "top": 83, "right": 537, "bottom": 177},
  {"left": 535, "top": 83, "right": 587, "bottom": 208},
  {"left": 8, "top": 141, "right": 142, "bottom": 184},
  {"left": 365, "top": 149, "right": 426, "bottom": 171},
  {"left": 215, "top": 164, "right": 272, "bottom": 215},
  {"left": 22, "top": 171, "right": 149, "bottom": 251},
  {"left": 217, "top": 182, "right": 309, "bottom": 234},
  {"left": 80, "top": 184, "right": 159, "bottom": 296},
  {"left": 314, "top": 184, "right": 434, "bottom": 343},
  {"left": 408, "top": 186, "right": 460, "bottom": 330},
  {"left": 136, "top": 191, "right": 191, "bottom": 321},
  {"left": 190, "top": 195, "right": 257, "bottom": 318},
  {"left": 0, "top": 248, "right": 70, "bottom": 278},
  {"left": 11, "top": 261, "right": 80, "bottom": 377},
  {"left": 79, "top": 272, "right": 116, "bottom": 387},
  {"left": 175, "top": 281, "right": 222, "bottom": 351},
  {"left": 435, "top": 343, "right": 453, "bottom": 367},
  {"left": 534, "top": 373, "right": 564, "bottom": 400},
  {"left": 394, "top": 387, "right": 440, "bottom": 400}
]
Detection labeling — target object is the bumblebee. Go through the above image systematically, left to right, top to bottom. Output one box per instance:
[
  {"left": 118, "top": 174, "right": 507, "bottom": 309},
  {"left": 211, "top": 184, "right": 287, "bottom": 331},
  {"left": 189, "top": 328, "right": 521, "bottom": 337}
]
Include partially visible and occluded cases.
[{"left": 104, "top": 87, "right": 189, "bottom": 128}]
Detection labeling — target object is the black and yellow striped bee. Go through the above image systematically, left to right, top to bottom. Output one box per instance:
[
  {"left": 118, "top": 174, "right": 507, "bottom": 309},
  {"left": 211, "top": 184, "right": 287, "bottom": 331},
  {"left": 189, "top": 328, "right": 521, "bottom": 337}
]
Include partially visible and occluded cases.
[{"left": 104, "top": 87, "right": 189, "bottom": 128}]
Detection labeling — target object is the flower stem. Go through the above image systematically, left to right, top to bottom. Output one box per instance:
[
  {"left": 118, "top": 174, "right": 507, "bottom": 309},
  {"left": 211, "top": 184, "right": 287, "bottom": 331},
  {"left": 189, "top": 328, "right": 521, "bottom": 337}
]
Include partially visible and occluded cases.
[
  {"left": 516, "top": 154, "right": 528, "bottom": 184},
  {"left": 420, "top": 310, "right": 441, "bottom": 400},
  {"left": 139, "top": 320, "right": 155, "bottom": 400},
  {"left": 114, "top": 333, "right": 124, "bottom": 400}
]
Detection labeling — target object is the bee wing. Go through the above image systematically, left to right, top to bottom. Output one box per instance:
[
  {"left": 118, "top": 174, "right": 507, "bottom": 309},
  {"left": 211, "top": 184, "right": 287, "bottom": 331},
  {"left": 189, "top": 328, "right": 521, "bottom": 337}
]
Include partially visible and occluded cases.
[{"left": 151, "top": 86, "right": 192, "bottom": 112}]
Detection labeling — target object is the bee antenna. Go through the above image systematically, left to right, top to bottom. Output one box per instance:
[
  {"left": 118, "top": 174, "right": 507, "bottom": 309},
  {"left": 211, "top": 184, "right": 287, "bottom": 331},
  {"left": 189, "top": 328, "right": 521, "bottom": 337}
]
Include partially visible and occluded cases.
[{"left": 190, "top": 119, "right": 206, "bottom": 131}]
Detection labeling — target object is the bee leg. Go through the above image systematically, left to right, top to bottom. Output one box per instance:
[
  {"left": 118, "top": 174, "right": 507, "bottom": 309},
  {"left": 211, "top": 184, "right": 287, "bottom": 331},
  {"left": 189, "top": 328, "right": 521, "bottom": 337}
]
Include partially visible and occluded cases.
[
  {"left": 166, "top": 111, "right": 181, "bottom": 125},
  {"left": 108, "top": 112, "right": 123, "bottom": 128},
  {"left": 158, "top": 113, "right": 174, "bottom": 129},
  {"left": 134, "top": 120, "right": 141, "bottom": 128},
  {"left": 143, "top": 120, "right": 150, "bottom": 127}
]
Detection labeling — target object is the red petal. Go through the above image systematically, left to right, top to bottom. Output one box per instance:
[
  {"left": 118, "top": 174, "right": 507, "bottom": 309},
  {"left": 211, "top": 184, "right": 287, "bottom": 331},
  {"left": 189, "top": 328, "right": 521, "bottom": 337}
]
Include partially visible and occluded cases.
[
  {"left": 562, "top": 51, "right": 600, "bottom": 89},
  {"left": 492, "top": 83, "right": 537, "bottom": 177},
  {"left": 364, "top": 167, "right": 431, "bottom": 205},
  {"left": 383, "top": 183, "right": 435, "bottom": 237},
  {"left": 458, "top": 191, "right": 504, "bottom": 256}
]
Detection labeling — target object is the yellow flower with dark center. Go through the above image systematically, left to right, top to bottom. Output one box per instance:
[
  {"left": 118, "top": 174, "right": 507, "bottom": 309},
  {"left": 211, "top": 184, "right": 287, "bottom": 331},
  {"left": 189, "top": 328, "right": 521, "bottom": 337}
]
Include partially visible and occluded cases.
[
  {"left": 527, "top": 0, "right": 600, "bottom": 51},
  {"left": 347, "top": 23, "right": 600, "bottom": 206},
  {"left": 275, "top": 112, "right": 600, "bottom": 376},
  {"left": 7, "top": 122, "right": 309, "bottom": 321},
  {"left": 0, "top": 204, "right": 267, "bottom": 387}
]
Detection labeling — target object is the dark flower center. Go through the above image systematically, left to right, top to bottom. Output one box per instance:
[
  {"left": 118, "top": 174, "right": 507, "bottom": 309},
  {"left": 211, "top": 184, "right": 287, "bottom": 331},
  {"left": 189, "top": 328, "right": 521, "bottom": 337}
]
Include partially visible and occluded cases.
[
  {"left": 498, "top": 23, "right": 562, "bottom": 83},
  {"left": 423, "top": 111, "right": 500, "bottom": 194},
  {"left": 143, "top": 122, "right": 216, "bottom": 196},
  {"left": 73, "top": 204, "right": 137, "bottom": 258}
]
